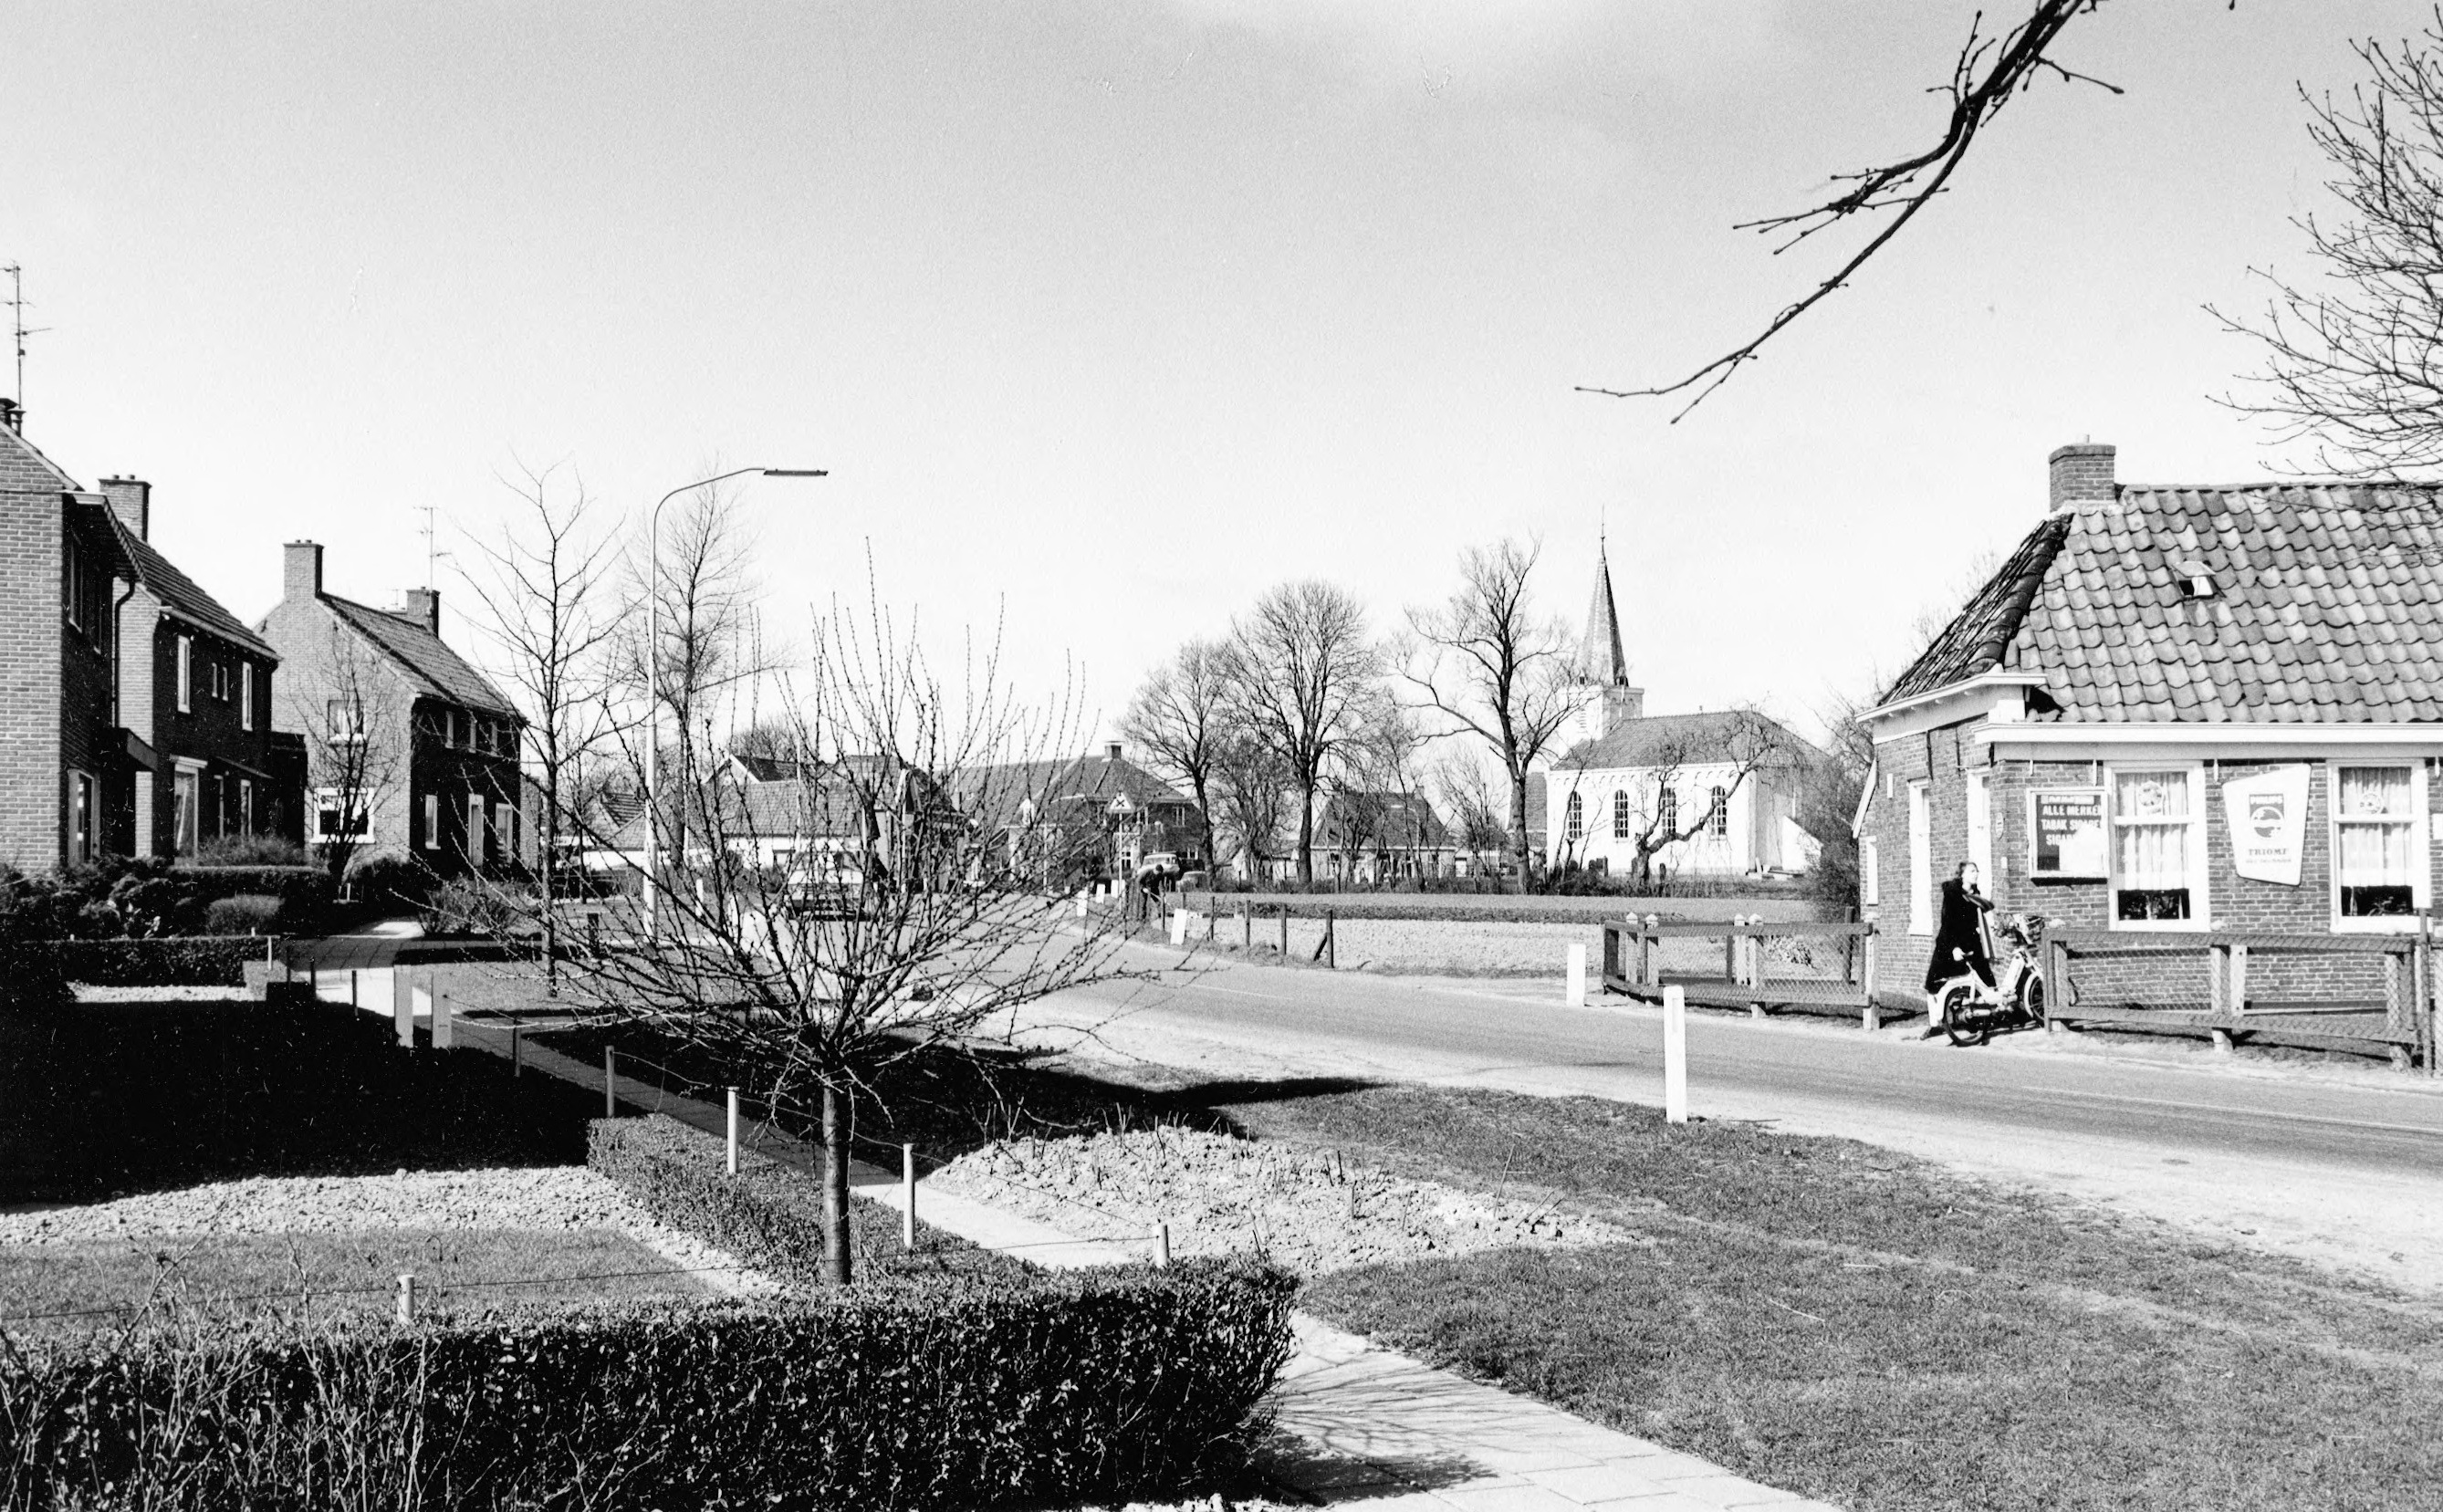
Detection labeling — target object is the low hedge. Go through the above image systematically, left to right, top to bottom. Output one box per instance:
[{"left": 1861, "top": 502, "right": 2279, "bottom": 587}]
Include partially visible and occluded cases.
[
  {"left": 46, "top": 934, "right": 267, "bottom": 987},
  {"left": 590, "top": 1115, "right": 1032, "bottom": 1285},
  {"left": 2, "top": 1265, "right": 1298, "bottom": 1510}
]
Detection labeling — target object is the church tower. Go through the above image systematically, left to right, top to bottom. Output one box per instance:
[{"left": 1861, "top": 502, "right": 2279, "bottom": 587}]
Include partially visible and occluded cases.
[{"left": 1560, "top": 533, "right": 1644, "bottom": 752}]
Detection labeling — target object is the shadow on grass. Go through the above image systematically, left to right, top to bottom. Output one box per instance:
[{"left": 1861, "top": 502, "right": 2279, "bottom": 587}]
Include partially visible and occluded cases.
[{"left": 0, "top": 998, "right": 602, "bottom": 1205}]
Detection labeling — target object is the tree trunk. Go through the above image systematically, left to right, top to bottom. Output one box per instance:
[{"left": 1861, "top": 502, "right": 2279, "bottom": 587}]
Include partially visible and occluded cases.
[
  {"left": 540, "top": 768, "right": 560, "bottom": 996},
  {"left": 1508, "top": 770, "right": 1531, "bottom": 897},
  {"left": 1296, "top": 784, "right": 1317, "bottom": 884},
  {"left": 822, "top": 1082, "right": 852, "bottom": 1286}
]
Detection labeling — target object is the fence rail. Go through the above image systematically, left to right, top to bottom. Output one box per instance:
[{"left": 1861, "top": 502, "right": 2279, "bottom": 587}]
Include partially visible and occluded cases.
[
  {"left": 1601, "top": 919, "right": 1880, "bottom": 1027},
  {"left": 2045, "top": 926, "right": 2438, "bottom": 1069}
]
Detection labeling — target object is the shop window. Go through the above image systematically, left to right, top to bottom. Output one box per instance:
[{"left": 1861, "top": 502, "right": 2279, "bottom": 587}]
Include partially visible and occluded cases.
[
  {"left": 2334, "top": 764, "right": 2424, "bottom": 923},
  {"left": 2111, "top": 767, "right": 2206, "bottom": 927},
  {"left": 1907, "top": 781, "right": 1931, "bottom": 935},
  {"left": 1612, "top": 790, "right": 1633, "bottom": 840}
]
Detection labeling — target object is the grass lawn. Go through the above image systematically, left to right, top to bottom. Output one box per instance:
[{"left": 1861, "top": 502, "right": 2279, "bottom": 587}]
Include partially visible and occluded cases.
[
  {"left": 1208, "top": 1083, "right": 2443, "bottom": 1512},
  {"left": 0, "top": 1227, "right": 703, "bottom": 1338}
]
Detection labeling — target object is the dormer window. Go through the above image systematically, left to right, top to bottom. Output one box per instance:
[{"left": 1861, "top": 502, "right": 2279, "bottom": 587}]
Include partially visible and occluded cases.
[{"left": 2174, "top": 557, "right": 2216, "bottom": 600}]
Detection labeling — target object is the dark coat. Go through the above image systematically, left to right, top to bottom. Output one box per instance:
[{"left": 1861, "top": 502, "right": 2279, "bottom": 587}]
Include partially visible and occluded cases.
[{"left": 1925, "top": 877, "right": 1994, "bottom": 991}]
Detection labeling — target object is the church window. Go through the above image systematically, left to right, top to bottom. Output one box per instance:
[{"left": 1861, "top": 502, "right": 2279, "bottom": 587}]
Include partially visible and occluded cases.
[
  {"left": 1707, "top": 787, "right": 1729, "bottom": 839},
  {"left": 1612, "top": 790, "right": 1633, "bottom": 839},
  {"left": 1563, "top": 792, "right": 1583, "bottom": 845}
]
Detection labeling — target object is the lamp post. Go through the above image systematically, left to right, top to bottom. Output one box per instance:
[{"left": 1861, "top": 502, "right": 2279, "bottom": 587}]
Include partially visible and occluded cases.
[{"left": 643, "top": 466, "right": 827, "bottom": 935}]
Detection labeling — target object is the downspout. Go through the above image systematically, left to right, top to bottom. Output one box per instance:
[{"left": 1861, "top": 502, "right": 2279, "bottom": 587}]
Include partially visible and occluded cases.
[{"left": 110, "top": 579, "right": 136, "bottom": 725}]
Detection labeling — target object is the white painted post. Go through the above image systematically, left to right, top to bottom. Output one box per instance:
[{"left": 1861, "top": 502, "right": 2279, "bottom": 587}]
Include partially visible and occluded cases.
[
  {"left": 1075, "top": 892, "right": 1089, "bottom": 919},
  {"left": 1169, "top": 910, "right": 1187, "bottom": 946},
  {"left": 1566, "top": 943, "right": 1587, "bottom": 1007},
  {"left": 393, "top": 972, "right": 414, "bottom": 1048},
  {"left": 1664, "top": 984, "right": 1688, "bottom": 1125},
  {"left": 432, "top": 985, "right": 453, "bottom": 1050},
  {"left": 604, "top": 1047, "right": 617, "bottom": 1118},
  {"left": 726, "top": 1088, "right": 741, "bottom": 1174},
  {"left": 902, "top": 1142, "right": 917, "bottom": 1250},
  {"left": 1156, "top": 1221, "right": 1172, "bottom": 1268},
  {"left": 395, "top": 1273, "right": 416, "bottom": 1325}
]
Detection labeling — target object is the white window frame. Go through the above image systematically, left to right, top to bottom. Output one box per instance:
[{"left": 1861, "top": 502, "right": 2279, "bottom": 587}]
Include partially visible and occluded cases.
[
  {"left": 63, "top": 537, "right": 82, "bottom": 632},
  {"left": 175, "top": 636, "right": 193, "bottom": 714},
  {"left": 239, "top": 662, "right": 254, "bottom": 730},
  {"left": 2327, "top": 760, "right": 2428, "bottom": 933},
  {"left": 2106, "top": 763, "right": 2211, "bottom": 933},
  {"left": 172, "top": 764, "right": 201, "bottom": 856},
  {"left": 1966, "top": 767, "right": 1993, "bottom": 883},
  {"left": 239, "top": 779, "right": 254, "bottom": 836},
  {"left": 1906, "top": 781, "right": 1932, "bottom": 936},
  {"left": 1707, "top": 785, "right": 1729, "bottom": 840},
  {"left": 1612, "top": 789, "right": 1633, "bottom": 841},
  {"left": 1561, "top": 790, "right": 1583, "bottom": 847},
  {"left": 422, "top": 792, "right": 442, "bottom": 850},
  {"left": 467, "top": 793, "right": 486, "bottom": 861},
  {"left": 1862, "top": 836, "right": 1881, "bottom": 907}
]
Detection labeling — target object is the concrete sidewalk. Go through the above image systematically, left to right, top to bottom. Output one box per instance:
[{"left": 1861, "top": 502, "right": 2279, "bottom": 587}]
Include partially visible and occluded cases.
[{"left": 853, "top": 1180, "right": 1840, "bottom": 1511}]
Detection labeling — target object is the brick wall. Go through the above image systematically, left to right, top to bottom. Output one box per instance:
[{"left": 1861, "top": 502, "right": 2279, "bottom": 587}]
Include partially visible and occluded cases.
[
  {"left": 0, "top": 485, "right": 65, "bottom": 869},
  {"left": 58, "top": 504, "right": 118, "bottom": 861},
  {"left": 141, "top": 616, "right": 290, "bottom": 856},
  {"left": 1863, "top": 720, "right": 2435, "bottom": 1011}
]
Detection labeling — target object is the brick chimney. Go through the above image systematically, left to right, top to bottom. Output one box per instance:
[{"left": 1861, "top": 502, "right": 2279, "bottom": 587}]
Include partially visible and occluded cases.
[
  {"left": 0, "top": 398, "right": 19, "bottom": 433},
  {"left": 2049, "top": 443, "right": 2116, "bottom": 512},
  {"left": 100, "top": 477, "right": 150, "bottom": 540},
  {"left": 283, "top": 541, "right": 324, "bottom": 602},
  {"left": 403, "top": 587, "right": 440, "bottom": 635},
  {"left": 1106, "top": 741, "right": 1123, "bottom": 762}
]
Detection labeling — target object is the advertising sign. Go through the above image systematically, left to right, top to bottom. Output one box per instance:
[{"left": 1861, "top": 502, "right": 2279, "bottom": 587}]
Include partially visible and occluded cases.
[
  {"left": 2220, "top": 764, "right": 2310, "bottom": 887},
  {"left": 2029, "top": 789, "right": 2106, "bottom": 879}
]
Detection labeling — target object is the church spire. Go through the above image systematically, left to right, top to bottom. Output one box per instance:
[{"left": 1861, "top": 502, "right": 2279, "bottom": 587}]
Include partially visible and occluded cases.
[{"left": 1580, "top": 535, "right": 1630, "bottom": 688}]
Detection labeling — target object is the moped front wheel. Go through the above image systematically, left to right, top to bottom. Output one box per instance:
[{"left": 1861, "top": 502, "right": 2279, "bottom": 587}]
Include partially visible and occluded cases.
[
  {"left": 2018, "top": 974, "right": 2048, "bottom": 1030},
  {"left": 1938, "top": 982, "right": 1988, "bottom": 1048}
]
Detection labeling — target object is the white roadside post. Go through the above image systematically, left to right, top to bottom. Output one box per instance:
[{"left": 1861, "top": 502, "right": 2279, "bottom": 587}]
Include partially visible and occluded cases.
[
  {"left": 1169, "top": 909, "right": 1187, "bottom": 946},
  {"left": 1566, "top": 943, "right": 1587, "bottom": 1007},
  {"left": 393, "top": 972, "right": 414, "bottom": 1048},
  {"left": 1664, "top": 984, "right": 1688, "bottom": 1124},
  {"left": 432, "top": 985, "right": 453, "bottom": 1050},
  {"left": 726, "top": 1088, "right": 741, "bottom": 1175},
  {"left": 902, "top": 1143, "right": 917, "bottom": 1250},
  {"left": 1155, "top": 1221, "right": 1172, "bottom": 1268},
  {"left": 394, "top": 1273, "right": 416, "bottom": 1325}
]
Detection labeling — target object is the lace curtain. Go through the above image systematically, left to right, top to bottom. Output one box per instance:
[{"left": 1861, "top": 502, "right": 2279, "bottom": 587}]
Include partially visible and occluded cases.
[
  {"left": 2336, "top": 766, "right": 2413, "bottom": 885},
  {"left": 2114, "top": 770, "right": 2190, "bottom": 888}
]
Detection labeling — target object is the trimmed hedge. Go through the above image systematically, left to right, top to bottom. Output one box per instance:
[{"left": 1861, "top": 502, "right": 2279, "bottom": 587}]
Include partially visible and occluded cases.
[
  {"left": 0, "top": 859, "right": 334, "bottom": 941},
  {"left": 46, "top": 935, "right": 267, "bottom": 987},
  {"left": 590, "top": 1115, "right": 1032, "bottom": 1285},
  {"left": 1, "top": 1265, "right": 1298, "bottom": 1510}
]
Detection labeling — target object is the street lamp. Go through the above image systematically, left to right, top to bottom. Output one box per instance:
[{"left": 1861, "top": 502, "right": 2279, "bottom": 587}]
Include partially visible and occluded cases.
[{"left": 643, "top": 466, "right": 828, "bottom": 934}]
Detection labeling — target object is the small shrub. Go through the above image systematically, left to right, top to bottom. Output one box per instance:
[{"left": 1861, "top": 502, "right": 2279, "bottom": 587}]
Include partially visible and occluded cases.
[
  {"left": 189, "top": 833, "right": 308, "bottom": 868},
  {"left": 421, "top": 876, "right": 536, "bottom": 939},
  {"left": 202, "top": 893, "right": 283, "bottom": 936},
  {"left": 1, "top": 1265, "right": 1298, "bottom": 1510}
]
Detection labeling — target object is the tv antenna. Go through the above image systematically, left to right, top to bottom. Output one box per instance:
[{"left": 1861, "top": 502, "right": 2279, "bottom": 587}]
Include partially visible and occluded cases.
[
  {"left": 3, "top": 264, "right": 48, "bottom": 418},
  {"left": 415, "top": 504, "right": 444, "bottom": 589}
]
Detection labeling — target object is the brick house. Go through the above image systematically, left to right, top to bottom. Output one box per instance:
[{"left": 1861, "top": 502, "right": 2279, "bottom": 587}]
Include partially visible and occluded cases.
[
  {"left": 0, "top": 402, "right": 298, "bottom": 868},
  {"left": 1856, "top": 442, "right": 2443, "bottom": 1013},
  {"left": 256, "top": 542, "right": 525, "bottom": 878},
  {"left": 973, "top": 743, "right": 1208, "bottom": 887},
  {"left": 1315, "top": 791, "right": 1455, "bottom": 882}
]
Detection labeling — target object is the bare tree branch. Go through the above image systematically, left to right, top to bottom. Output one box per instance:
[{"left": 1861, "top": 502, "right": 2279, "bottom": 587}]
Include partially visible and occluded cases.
[{"left": 1581, "top": 1, "right": 2119, "bottom": 419}]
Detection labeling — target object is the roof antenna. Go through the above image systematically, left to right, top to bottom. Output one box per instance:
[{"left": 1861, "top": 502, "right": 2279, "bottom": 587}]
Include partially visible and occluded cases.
[
  {"left": 3, "top": 264, "right": 48, "bottom": 425},
  {"left": 414, "top": 504, "right": 445, "bottom": 589}
]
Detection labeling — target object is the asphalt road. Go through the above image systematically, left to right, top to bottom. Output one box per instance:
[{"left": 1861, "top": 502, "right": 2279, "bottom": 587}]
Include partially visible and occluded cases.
[{"left": 1022, "top": 941, "right": 2443, "bottom": 1287}]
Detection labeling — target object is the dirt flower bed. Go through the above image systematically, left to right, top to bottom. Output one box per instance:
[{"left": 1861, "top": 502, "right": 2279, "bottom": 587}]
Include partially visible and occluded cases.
[{"left": 927, "top": 1126, "right": 1635, "bottom": 1274}]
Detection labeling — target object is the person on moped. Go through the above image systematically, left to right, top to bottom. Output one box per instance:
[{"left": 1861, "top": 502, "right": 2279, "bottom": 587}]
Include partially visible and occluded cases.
[{"left": 1924, "top": 860, "right": 1994, "bottom": 1015}]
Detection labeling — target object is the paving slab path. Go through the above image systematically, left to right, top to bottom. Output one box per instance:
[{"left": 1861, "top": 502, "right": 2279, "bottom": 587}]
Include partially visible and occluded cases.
[{"left": 852, "top": 1179, "right": 1839, "bottom": 1511}]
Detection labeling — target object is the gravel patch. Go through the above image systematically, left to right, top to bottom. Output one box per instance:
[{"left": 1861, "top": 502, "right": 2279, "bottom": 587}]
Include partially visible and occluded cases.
[
  {"left": 70, "top": 985, "right": 256, "bottom": 1002},
  {"left": 928, "top": 1128, "right": 1635, "bottom": 1275},
  {"left": 0, "top": 1166, "right": 782, "bottom": 1298}
]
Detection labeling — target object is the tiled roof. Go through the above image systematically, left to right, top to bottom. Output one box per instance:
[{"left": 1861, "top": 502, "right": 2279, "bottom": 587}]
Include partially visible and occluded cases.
[
  {"left": 1889, "top": 485, "right": 2443, "bottom": 723},
  {"left": 94, "top": 503, "right": 278, "bottom": 661},
  {"left": 1882, "top": 514, "right": 2071, "bottom": 704},
  {"left": 323, "top": 596, "right": 518, "bottom": 718},
  {"left": 1556, "top": 710, "right": 1812, "bottom": 771},
  {"left": 962, "top": 753, "right": 1194, "bottom": 829},
  {"left": 1319, "top": 790, "right": 1450, "bottom": 849}
]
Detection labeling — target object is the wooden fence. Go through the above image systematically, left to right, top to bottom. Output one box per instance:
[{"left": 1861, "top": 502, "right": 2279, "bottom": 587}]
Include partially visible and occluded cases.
[
  {"left": 1602, "top": 919, "right": 1880, "bottom": 1027},
  {"left": 2045, "top": 927, "right": 2438, "bottom": 1069}
]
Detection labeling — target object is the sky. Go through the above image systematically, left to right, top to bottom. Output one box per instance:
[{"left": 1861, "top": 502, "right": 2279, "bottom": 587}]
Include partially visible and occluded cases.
[{"left": 2, "top": 1, "right": 2432, "bottom": 753}]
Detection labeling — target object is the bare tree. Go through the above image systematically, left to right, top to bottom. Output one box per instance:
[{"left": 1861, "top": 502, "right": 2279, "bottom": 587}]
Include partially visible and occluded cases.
[
  {"left": 1581, "top": 2, "right": 2119, "bottom": 417},
  {"left": 2220, "top": 12, "right": 2443, "bottom": 473},
  {"left": 463, "top": 463, "right": 620, "bottom": 991},
  {"left": 1401, "top": 538, "right": 1578, "bottom": 894},
  {"left": 1224, "top": 581, "right": 1379, "bottom": 884},
  {"left": 559, "top": 588, "right": 1128, "bottom": 1286},
  {"left": 295, "top": 621, "right": 407, "bottom": 881},
  {"left": 1118, "top": 638, "right": 1231, "bottom": 870},
  {"left": 1328, "top": 695, "right": 1428, "bottom": 884},
  {"left": 1604, "top": 713, "right": 1791, "bottom": 889},
  {"left": 1211, "top": 731, "right": 1292, "bottom": 882},
  {"left": 1434, "top": 753, "right": 1509, "bottom": 877}
]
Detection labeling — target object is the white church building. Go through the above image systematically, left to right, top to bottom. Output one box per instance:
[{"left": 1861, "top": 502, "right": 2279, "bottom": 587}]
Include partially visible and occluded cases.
[{"left": 1534, "top": 540, "right": 1822, "bottom": 880}]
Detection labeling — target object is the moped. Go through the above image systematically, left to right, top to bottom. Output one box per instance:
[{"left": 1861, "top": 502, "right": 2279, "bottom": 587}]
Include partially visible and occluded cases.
[{"left": 1933, "top": 912, "right": 2053, "bottom": 1048}]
